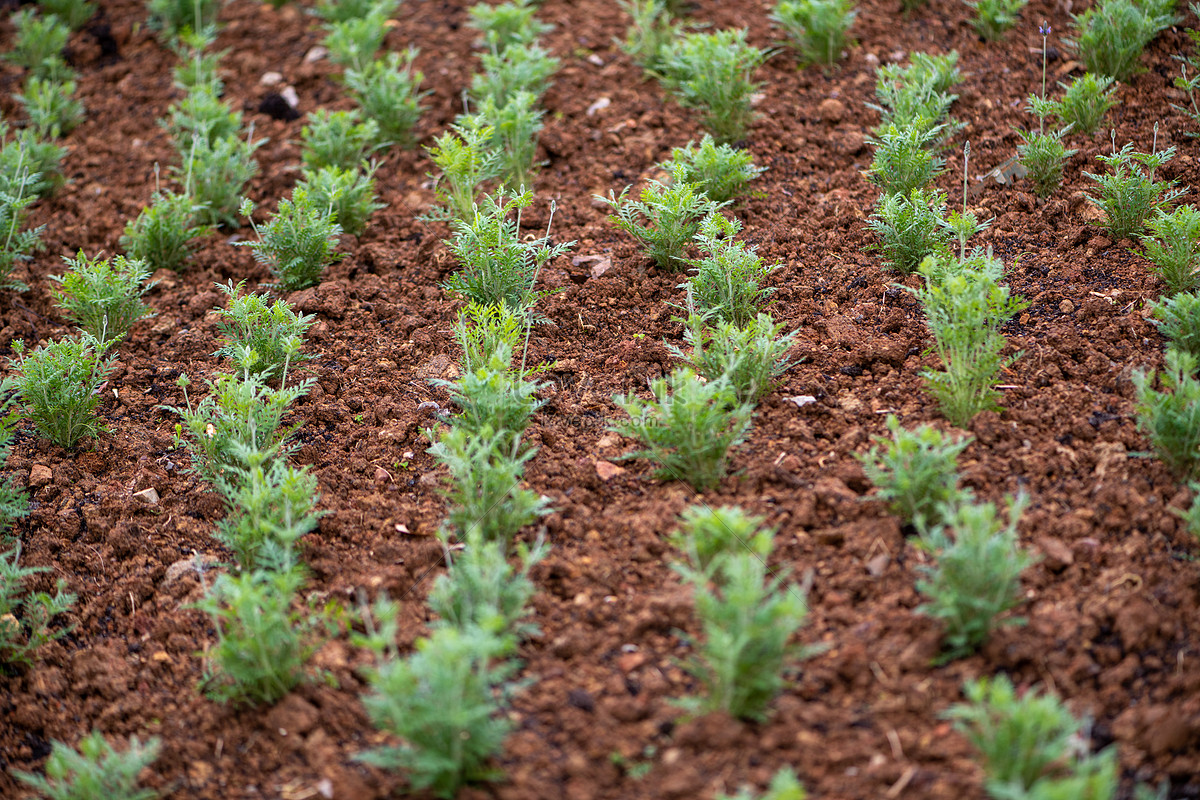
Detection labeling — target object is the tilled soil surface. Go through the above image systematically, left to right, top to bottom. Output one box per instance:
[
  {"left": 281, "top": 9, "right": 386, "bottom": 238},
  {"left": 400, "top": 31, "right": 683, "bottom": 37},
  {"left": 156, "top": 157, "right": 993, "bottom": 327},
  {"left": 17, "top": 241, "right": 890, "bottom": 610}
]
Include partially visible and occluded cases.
[{"left": 1, "top": 0, "right": 1200, "bottom": 798}]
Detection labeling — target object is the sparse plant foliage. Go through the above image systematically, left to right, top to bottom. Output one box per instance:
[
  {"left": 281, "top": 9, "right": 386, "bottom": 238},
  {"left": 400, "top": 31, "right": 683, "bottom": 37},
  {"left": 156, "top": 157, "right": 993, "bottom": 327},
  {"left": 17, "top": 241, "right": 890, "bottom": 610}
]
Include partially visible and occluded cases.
[
  {"left": 39, "top": 0, "right": 98, "bottom": 31},
  {"left": 146, "top": 0, "right": 224, "bottom": 40},
  {"left": 314, "top": 0, "right": 397, "bottom": 23},
  {"left": 468, "top": 0, "right": 552, "bottom": 52},
  {"left": 618, "top": 0, "right": 680, "bottom": 75},
  {"left": 771, "top": 0, "right": 857, "bottom": 68},
  {"left": 966, "top": 0, "right": 1027, "bottom": 41},
  {"left": 1067, "top": 0, "right": 1177, "bottom": 82},
  {"left": 323, "top": 5, "right": 391, "bottom": 72},
  {"left": 5, "top": 9, "right": 72, "bottom": 79},
  {"left": 1174, "top": 9, "right": 1200, "bottom": 135},
  {"left": 658, "top": 29, "right": 770, "bottom": 144},
  {"left": 472, "top": 41, "right": 560, "bottom": 106},
  {"left": 344, "top": 49, "right": 427, "bottom": 148},
  {"left": 871, "top": 51, "right": 963, "bottom": 138},
  {"left": 1052, "top": 72, "right": 1117, "bottom": 135},
  {"left": 16, "top": 76, "right": 84, "bottom": 139},
  {"left": 165, "top": 87, "right": 242, "bottom": 148},
  {"left": 468, "top": 91, "right": 545, "bottom": 189},
  {"left": 300, "top": 109, "right": 380, "bottom": 171},
  {"left": 425, "top": 121, "right": 501, "bottom": 222},
  {"left": 867, "top": 122, "right": 947, "bottom": 197},
  {"left": 1017, "top": 123, "right": 1077, "bottom": 199},
  {"left": 175, "top": 133, "right": 263, "bottom": 228},
  {"left": 662, "top": 135, "right": 765, "bottom": 205},
  {"left": 1084, "top": 139, "right": 1184, "bottom": 240},
  {"left": 0, "top": 161, "right": 45, "bottom": 291},
  {"left": 297, "top": 162, "right": 384, "bottom": 237},
  {"left": 598, "top": 173, "right": 723, "bottom": 271},
  {"left": 868, "top": 187, "right": 952, "bottom": 274},
  {"left": 120, "top": 189, "right": 213, "bottom": 272},
  {"left": 443, "top": 189, "right": 573, "bottom": 313},
  {"left": 238, "top": 192, "right": 343, "bottom": 291},
  {"left": 1143, "top": 204, "right": 1200, "bottom": 295},
  {"left": 683, "top": 212, "right": 779, "bottom": 326},
  {"left": 51, "top": 251, "right": 155, "bottom": 345},
  {"left": 914, "top": 252, "right": 1027, "bottom": 427},
  {"left": 212, "top": 280, "right": 314, "bottom": 382},
  {"left": 1151, "top": 291, "right": 1200, "bottom": 356},
  {"left": 453, "top": 301, "right": 529, "bottom": 373},
  {"left": 668, "top": 312, "right": 798, "bottom": 404},
  {"left": 7, "top": 332, "right": 117, "bottom": 449},
  {"left": 435, "top": 344, "right": 543, "bottom": 452},
  {"left": 1133, "top": 347, "right": 1200, "bottom": 479},
  {"left": 611, "top": 368, "right": 753, "bottom": 491},
  {"left": 0, "top": 407, "right": 29, "bottom": 538},
  {"left": 856, "top": 414, "right": 972, "bottom": 532},
  {"left": 917, "top": 494, "right": 1034, "bottom": 661},
  {"left": 670, "top": 504, "right": 775, "bottom": 576},
  {"left": 0, "top": 544, "right": 74, "bottom": 668},
  {"left": 674, "top": 550, "right": 810, "bottom": 722},
  {"left": 196, "top": 565, "right": 329, "bottom": 706},
  {"left": 356, "top": 602, "right": 518, "bottom": 799},
  {"left": 13, "top": 729, "right": 160, "bottom": 800}
]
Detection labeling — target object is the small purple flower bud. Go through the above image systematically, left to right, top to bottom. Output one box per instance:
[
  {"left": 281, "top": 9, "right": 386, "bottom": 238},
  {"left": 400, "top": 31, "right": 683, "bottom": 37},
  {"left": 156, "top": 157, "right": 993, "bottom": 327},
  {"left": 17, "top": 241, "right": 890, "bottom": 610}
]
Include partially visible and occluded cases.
[{"left": 1039, "top": 23, "right": 1051, "bottom": 36}]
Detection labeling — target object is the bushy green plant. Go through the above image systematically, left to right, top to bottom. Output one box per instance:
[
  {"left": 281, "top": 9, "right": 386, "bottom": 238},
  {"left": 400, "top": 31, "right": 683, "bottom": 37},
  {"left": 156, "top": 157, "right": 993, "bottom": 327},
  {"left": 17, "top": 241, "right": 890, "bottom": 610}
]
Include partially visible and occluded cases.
[
  {"left": 39, "top": 0, "right": 97, "bottom": 30},
  {"left": 146, "top": 0, "right": 223, "bottom": 40},
  {"left": 314, "top": 0, "right": 397, "bottom": 23},
  {"left": 468, "top": 0, "right": 552, "bottom": 52},
  {"left": 617, "top": 0, "right": 680, "bottom": 75},
  {"left": 771, "top": 0, "right": 856, "bottom": 68},
  {"left": 966, "top": 0, "right": 1027, "bottom": 40},
  {"left": 1068, "top": 0, "right": 1177, "bottom": 82},
  {"left": 323, "top": 5, "right": 390, "bottom": 72},
  {"left": 5, "top": 9, "right": 72, "bottom": 80},
  {"left": 1174, "top": 11, "right": 1200, "bottom": 135},
  {"left": 169, "top": 28, "right": 225, "bottom": 93},
  {"left": 658, "top": 29, "right": 770, "bottom": 144},
  {"left": 472, "top": 41, "right": 560, "bottom": 106},
  {"left": 344, "top": 49, "right": 426, "bottom": 148},
  {"left": 871, "top": 51, "right": 962, "bottom": 137},
  {"left": 1052, "top": 72, "right": 1117, "bottom": 135},
  {"left": 16, "top": 76, "right": 84, "bottom": 139},
  {"left": 164, "top": 87, "right": 242, "bottom": 147},
  {"left": 466, "top": 91, "right": 544, "bottom": 189},
  {"left": 299, "top": 109, "right": 380, "bottom": 171},
  {"left": 425, "top": 120, "right": 501, "bottom": 222},
  {"left": 867, "top": 122, "right": 946, "bottom": 197},
  {"left": 1017, "top": 123, "right": 1077, "bottom": 200},
  {"left": 11, "top": 131, "right": 66, "bottom": 197},
  {"left": 175, "top": 133, "right": 263, "bottom": 228},
  {"left": 661, "top": 135, "right": 765, "bottom": 205},
  {"left": 1084, "top": 139, "right": 1184, "bottom": 240},
  {"left": 0, "top": 161, "right": 45, "bottom": 291},
  {"left": 297, "top": 162, "right": 384, "bottom": 238},
  {"left": 598, "top": 173, "right": 723, "bottom": 271},
  {"left": 867, "top": 187, "right": 951, "bottom": 274},
  {"left": 443, "top": 188, "right": 573, "bottom": 313},
  {"left": 120, "top": 189, "right": 212, "bottom": 273},
  {"left": 239, "top": 192, "right": 343, "bottom": 291},
  {"left": 1143, "top": 204, "right": 1200, "bottom": 295},
  {"left": 682, "top": 212, "right": 778, "bottom": 326},
  {"left": 50, "top": 251, "right": 154, "bottom": 345},
  {"left": 915, "top": 253, "right": 1027, "bottom": 427},
  {"left": 212, "top": 280, "right": 314, "bottom": 382},
  {"left": 1151, "top": 292, "right": 1200, "bottom": 356},
  {"left": 454, "top": 301, "right": 528, "bottom": 373},
  {"left": 668, "top": 312, "right": 798, "bottom": 404},
  {"left": 7, "top": 332, "right": 117, "bottom": 449},
  {"left": 435, "top": 344, "right": 543, "bottom": 451},
  {"left": 1133, "top": 348, "right": 1200, "bottom": 479},
  {"left": 168, "top": 365, "right": 314, "bottom": 484},
  {"left": 611, "top": 368, "right": 753, "bottom": 491},
  {"left": 0, "top": 406, "right": 29, "bottom": 538},
  {"left": 856, "top": 414, "right": 971, "bottom": 532},
  {"left": 426, "top": 424, "right": 551, "bottom": 547},
  {"left": 212, "top": 443, "right": 322, "bottom": 571},
  {"left": 917, "top": 494, "right": 1034, "bottom": 661},
  {"left": 670, "top": 504, "right": 774, "bottom": 576},
  {"left": 428, "top": 532, "right": 547, "bottom": 650},
  {"left": 0, "top": 544, "right": 74, "bottom": 668},
  {"left": 674, "top": 550, "right": 809, "bottom": 721},
  {"left": 196, "top": 565, "right": 328, "bottom": 706},
  {"left": 356, "top": 602, "right": 518, "bottom": 798},
  {"left": 943, "top": 674, "right": 1096, "bottom": 796},
  {"left": 13, "top": 730, "right": 160, "bottom": 800},
  {"left": 715, "top": 768, "right": 807, "bottom": 800}
]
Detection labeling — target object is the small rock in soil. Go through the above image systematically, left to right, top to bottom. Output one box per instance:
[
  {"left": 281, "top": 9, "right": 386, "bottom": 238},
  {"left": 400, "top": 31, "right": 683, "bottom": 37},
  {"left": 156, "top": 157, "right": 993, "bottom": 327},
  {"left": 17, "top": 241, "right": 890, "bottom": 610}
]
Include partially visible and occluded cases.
[{"left": 29, "top": 464, "right": 52, "bottom": 487}]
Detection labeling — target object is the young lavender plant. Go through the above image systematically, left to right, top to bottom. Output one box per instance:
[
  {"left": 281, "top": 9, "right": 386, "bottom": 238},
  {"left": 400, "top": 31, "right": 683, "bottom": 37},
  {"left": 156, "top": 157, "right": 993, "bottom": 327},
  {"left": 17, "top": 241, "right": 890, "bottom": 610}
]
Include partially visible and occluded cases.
[
  {"left": 38, "top": 0, "right": 97, "bottom": 30},
  {"left": 146, "top": 0, "right": 224, "bottom": 40},
  {"left": 313, "top": 0, "right": 397, "bottom": 23},
  {"left": 468, "top": 0, "right": 553, "bottom": 52},
  {"left": 617, "top": 0, "right": 680, "bottom": 76},
  {"left": 771, "top": 0, "right": 857, "bottom": 69},
  {"left": 966, "top": 0, "right": 1028, "bottom": 41},
  {"left": 1067, "top": 0, "right": 1177, "bottom": 82},
  {"left": 323, "top": 4, "right": 390, "bottom": 72},
  {"left": 5, "top": 9, "right": 72, "bottom": 80},
  {"left": 1175, "top": 9, "right": 1200, "bottom": 136},
  {"left": 1018, "top": 25, "right": 1077, "bottom": 199},
  {"left": 658, "top": 29, "right": 770, "bottom": 144},
  {"left": 472, "top": 41, "right": 560, "bottom": 106},
  {"left": 343, "top": 48, "right": 427, "bottom": 148},
  {"left": 870, "top": 51, "right": 963, "bottom": 138},
  {"left": 1052, "top": 72, "right": 1118, "bottom": 135},
  {"left": 16, "top": 75, "right": 85, "bottom": 138},
  {"left": 165, "top": 86, "right": 243, "bottom": 148},
  {"left": 469, "top": 91, "right": 545, "bottom": 190},
  {"left": 299, "top": 109, "right": 380, "bottom": 171},
  {"left": 425, "top": 120, "right": 501, "bottom": 222},
  {"left": 867, "top": 121, "right": 947, "bottom": 197},
  {"left": 1084, "top": 130, "right": 1184, "bottom": 240},
  {"left": 175, "top": 132, "right": 263, "bottom": 228},
  {"left": 661, "top": 135, "right": 766, "bottom": 205},
  {"left": 0, "top": 159, "right": 45, "bottom": 291},
  {"left": 297, "top": 162, "right": 385, "bottom": 237},
  {"left": 598, "top": 172, "right": 723, "bottom": 271},
  {"left": 121, "top": 184, "right": 213, "bottom": 272},
  {"left": 868, "top": 187, "right": 952, "bottom": 273},
  {"left": 443, "top": 188, "right": 573, "bottom": 313},
  {"left": 238, "top": 191, "right": 343, "bottom": 291},
  {"left": 1144, "top": 205, "right": 1200, "bottom": 295},
  {"left": 682, "top": 212, "right": 779, "bottom": 326},
  {"left": 50, "top": 251, "right": 155, "bottom": 346},
  {"left": 212, "top": 280, "right": 315, "bottom": 382},
  {"left": 1151, "top": 291, "right": 1200, "bottom": 356},
  {"left": 453, "top": 301, "right": 529, "bottom": 373},
  {"left": 667, "top": 311, "right": 799, "bottom": 404},
  {"left": 6, "top": 332, "right": 117, "bottom": 449},
  {"left": 434, "top": 343, "right": 544, "bottom": 450},
  {"left": 1133, "top": 348, "right": 1200, "bottom": 480},
  {"left": 611, "top": 368, "right": 753, "bottom": 492},
  {"left": 0, "top": 407, "right": 29, "bottom": 539},
  {"left": 856, "top": 414, "right": 972, "bottom": 533},
  {"left": 917, "top": 494, "right": 1035, "bottom": 662},
  {"left": 669, "top": 504, "right": 775, "bottom": 577},
  {"left": 0, "top": 544, "right": 74, "bottom": 668},
  {"left": 13, "top": 730, "right": 160, "bottom": 800}
]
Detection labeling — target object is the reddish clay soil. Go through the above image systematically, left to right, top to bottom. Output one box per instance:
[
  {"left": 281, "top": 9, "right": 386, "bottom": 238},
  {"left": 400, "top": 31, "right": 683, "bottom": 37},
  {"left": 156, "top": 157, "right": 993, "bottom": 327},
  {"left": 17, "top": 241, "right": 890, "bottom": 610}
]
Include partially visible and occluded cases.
[{"left": 1, "top": 0, "right": 1200, "bottom": 798}]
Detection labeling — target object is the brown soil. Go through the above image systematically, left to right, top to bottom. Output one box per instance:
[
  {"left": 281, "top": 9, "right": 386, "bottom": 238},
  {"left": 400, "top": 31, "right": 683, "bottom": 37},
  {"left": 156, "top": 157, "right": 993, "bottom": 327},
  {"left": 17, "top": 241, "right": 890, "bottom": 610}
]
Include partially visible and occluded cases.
[{"left": 1, "top": 0, "right": 1199, "bottom": 798}]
